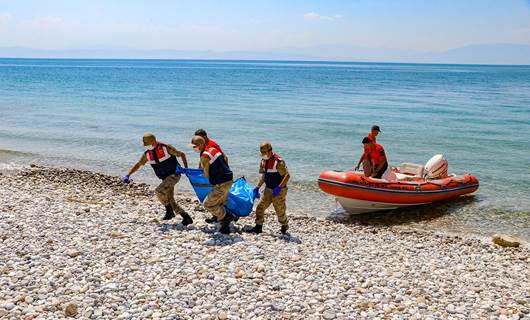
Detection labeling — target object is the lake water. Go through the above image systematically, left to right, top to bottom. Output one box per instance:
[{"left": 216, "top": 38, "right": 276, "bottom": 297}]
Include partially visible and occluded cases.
[{"left": 1, "top": 59, "right": 529, "bottom": 241}]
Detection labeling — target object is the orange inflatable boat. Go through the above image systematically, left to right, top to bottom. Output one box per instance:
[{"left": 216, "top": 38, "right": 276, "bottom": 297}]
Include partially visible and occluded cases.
[{"left": 318, "top": 155, "right": 479, "bottom": 214}]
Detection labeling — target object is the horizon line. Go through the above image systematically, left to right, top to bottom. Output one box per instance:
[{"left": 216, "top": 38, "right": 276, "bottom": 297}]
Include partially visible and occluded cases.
[{"left": 1, "top": 56, "right": 529, "bottom": 67}]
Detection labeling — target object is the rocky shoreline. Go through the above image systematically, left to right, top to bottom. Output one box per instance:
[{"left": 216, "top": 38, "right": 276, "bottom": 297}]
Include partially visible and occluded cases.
[{"left": 0, "top": 165, "right": 528, "bottom": 319}]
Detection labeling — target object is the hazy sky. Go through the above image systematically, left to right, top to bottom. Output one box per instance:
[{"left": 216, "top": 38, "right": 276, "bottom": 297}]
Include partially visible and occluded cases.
[{"left": 0, "top": 0, "right": 529, "bottom": 52}]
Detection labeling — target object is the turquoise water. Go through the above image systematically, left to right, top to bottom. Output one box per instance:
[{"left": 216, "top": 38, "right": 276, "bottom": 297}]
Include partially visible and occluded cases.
[{"left": 1, "top": 59, "right": 529, "bottom": 240}]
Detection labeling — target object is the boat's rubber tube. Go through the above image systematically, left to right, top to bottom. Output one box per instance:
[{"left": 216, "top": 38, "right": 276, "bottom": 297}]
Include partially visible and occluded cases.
[{"left": 318, "top": 171, "right": 479, "bottom": 205}]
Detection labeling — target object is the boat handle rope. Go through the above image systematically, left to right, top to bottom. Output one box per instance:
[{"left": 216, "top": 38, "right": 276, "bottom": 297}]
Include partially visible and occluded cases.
[{"left": 360, "top": 174, "right": 451, "bottom": 190}]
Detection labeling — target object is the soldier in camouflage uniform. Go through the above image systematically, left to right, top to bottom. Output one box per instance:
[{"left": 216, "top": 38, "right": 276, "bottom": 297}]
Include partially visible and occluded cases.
[
  {"left": 123, "top": 133, "right": 193, "bottom": 225},
  {"left": 190, "top": 135, "right": 234, "bottom": 234},
  {"left": 248, "top": 142, "right": 290, "bottom": 235}
]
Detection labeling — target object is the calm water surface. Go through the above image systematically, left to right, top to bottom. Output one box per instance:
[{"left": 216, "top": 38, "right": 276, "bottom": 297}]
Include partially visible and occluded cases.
[{"left": 1, "top": 59, "right": 529, "bottom": 241}]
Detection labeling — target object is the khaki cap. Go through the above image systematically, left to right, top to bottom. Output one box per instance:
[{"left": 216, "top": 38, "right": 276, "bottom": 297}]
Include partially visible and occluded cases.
[
  {"left": 143, "top": 132, "right": 156, "bottom": 146},
  {"left": 189, "top": 135, "right": 205, "bottom": 148},
  {"left": 260, "top": 141, "right": 272, "bottom": 153}
]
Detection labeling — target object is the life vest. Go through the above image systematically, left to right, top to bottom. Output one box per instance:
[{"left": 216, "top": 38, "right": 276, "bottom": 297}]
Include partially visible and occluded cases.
[
  {"left": 367, "top": 133, "right": 377, "bottom": 143},
  {"left": 200, "top": 139, "right": 224, "bottom": 157},
  {"left": 206, "top": 139, "right": 224, "bottom": 154},
  {"left": 145, "top": 142, "right": 180, "bottom": 180},
  {"left": 370, "top": 144, "right": 387, "bottom": 166},
  {"left": 363, "top": 145, "right": 371, "bottom": 157},
  {"left": 202, "top": 147, "right": 233, "bottom": 185},
  {"left": 261, "top": 153, "right": 285, "bottom": 189}
]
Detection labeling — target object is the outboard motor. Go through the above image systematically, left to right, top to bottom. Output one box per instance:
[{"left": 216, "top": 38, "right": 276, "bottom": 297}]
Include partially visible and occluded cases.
[{"left": 424, "top": 154, "right": 448, "bottom": 180}]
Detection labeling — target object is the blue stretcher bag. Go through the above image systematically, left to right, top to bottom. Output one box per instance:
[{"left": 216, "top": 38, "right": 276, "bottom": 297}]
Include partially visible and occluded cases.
[
  {"left": 176, "top": 167, "right": 254, "bottom": 217},
  {"left": 178, "top": 167, "right": 212, "bottom": 203},
  {"left": 225, "top": 177, "right": 254, "bottom": 217}
]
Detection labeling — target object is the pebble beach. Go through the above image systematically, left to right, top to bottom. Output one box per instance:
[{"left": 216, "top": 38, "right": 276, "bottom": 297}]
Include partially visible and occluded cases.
[{"left": 0, "top": 165, "right": 528, "bottom": 319}]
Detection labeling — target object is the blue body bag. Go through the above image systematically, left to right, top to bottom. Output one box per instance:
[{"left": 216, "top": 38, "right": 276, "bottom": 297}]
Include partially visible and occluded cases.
[{"left": 176, "top": 167, "right": 254, "bottom": 217}]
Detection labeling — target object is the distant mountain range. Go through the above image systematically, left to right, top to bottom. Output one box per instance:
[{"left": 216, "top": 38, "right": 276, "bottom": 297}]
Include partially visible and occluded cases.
[{"left": 1, "top": 43, "right": 529, "bottom": 65}]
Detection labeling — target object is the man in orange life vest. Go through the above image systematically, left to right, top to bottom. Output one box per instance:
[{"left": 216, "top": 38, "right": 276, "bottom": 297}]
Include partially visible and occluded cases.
[
  {"left": 355, "top": 125, "right": 381, "bottom": 172},
  {"left": 367, "top": 125, "right": 380, "bottom": 144},
  {"left": 194, "top": 128, "right": 229, "bottom": 224},
  {"left": 123, "top": 133, "right": 193, "bottom": 225},
  {"left": 190, "top": 135, "right": 234, "bottom": 234},
  {"left": 362, "top": 136, "right": 388, "bottom": 179},
  {"left": 247, "top": 142, "right": 290, "bottom": 235}
]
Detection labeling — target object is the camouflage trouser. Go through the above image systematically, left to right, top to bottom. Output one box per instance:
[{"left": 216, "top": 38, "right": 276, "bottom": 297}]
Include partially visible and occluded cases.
[
  {"left": 155, "top": 174, "right": 184, "bottom": 214},
  {"left": 203, "top": 180, "right": 232, "bottom": 221},
  {"left": 255, "top": 187, "right": 288, "bottom": 226}
]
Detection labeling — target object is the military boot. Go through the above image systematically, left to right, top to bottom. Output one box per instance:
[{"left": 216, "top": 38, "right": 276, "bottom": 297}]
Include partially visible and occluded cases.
[
  {"left": 162, "top": 205, "right": 175, "bottom": 220},
  {"left": 180, "top": 212, "right": 193, "bottom": 226},
  {"left": 219, "top": 214, "right": 234, "bottom": 234},
  {"left": 205, "top": 216, "right": 218, "bottom": 224},
  {"left": 246, "top": 224, "right": 263, "bottom": 234}
]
